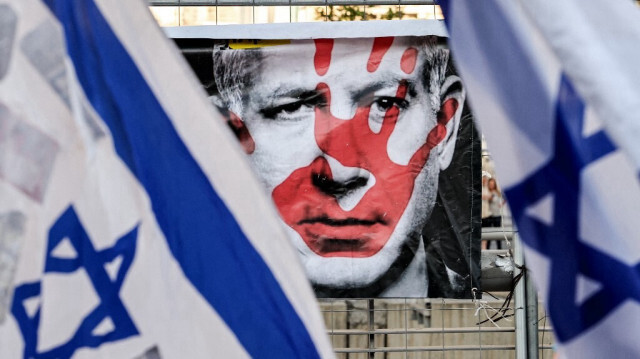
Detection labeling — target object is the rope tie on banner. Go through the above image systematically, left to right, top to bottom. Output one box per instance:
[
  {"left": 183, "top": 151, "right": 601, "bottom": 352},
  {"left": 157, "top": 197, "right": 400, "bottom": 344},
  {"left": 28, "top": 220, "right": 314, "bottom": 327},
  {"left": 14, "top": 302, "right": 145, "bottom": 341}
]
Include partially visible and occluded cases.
[
  {"left": 476, "top": 264, "right": 525, "bottom": 327},
  {"left": 473, "top": 288, "right": 499, "bottom": 328}
]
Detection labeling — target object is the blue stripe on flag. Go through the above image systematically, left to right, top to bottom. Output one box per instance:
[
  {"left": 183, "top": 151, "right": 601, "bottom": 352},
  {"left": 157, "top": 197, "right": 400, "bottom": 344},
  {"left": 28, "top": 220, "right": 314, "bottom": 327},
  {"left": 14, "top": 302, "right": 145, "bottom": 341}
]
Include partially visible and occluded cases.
[{"left": 42, "top": 1, "right": 321, "bottom": 357}]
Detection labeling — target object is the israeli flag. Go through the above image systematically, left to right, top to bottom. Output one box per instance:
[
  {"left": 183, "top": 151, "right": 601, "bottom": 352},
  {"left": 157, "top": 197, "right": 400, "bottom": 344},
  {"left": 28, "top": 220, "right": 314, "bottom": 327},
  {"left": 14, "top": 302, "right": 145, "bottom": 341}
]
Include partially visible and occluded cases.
[
  {"left": 439, "top": 0, "right": 640, "bottom": 358},
  {"left": 0, "top": 1, "right": 333, "bottom": 358}
]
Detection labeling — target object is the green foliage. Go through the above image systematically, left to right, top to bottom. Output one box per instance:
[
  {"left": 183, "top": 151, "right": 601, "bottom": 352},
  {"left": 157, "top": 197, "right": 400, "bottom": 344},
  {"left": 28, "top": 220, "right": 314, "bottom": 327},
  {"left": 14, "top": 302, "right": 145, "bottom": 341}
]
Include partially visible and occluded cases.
[
  {"left": 316, "top": 6, "right": 405, "bottom": 21},
  {"left": 383, "top": 8, "right": 404, "bottom": 20}
]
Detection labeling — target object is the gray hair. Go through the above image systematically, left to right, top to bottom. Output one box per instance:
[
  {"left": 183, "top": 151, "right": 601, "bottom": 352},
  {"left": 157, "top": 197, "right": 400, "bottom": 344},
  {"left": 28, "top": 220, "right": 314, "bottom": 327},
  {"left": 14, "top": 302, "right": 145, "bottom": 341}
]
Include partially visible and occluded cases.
[
  {"left": 416, "top": 36, "right": 450, "bottom": 117},
  {"left": 212, "top": 46, "right": 263, "bottom": 115}
]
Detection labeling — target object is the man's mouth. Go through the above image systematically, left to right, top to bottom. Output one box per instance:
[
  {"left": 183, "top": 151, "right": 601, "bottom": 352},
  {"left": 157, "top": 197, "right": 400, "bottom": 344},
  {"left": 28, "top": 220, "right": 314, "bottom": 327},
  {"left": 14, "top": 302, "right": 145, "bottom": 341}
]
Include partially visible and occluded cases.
[
  {"left": 297, "top": 215, "right": 386, "bottom": 227},
  {"left": 295, "top": 216, "right": 388, "bottom": 256}
]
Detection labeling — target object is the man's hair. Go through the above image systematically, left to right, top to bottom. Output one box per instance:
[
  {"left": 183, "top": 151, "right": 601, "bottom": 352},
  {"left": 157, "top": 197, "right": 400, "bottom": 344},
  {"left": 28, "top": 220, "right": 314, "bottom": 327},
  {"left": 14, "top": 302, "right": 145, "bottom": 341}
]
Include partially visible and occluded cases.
[
  {"left": 211, "top": 36, "right": 449, "bottom": 114},
  {"left": 416, "top": 36, "right": 450, "bottom": 118},
  {"left": 211, "top": 47, "right": 263, "bottom": 115}
]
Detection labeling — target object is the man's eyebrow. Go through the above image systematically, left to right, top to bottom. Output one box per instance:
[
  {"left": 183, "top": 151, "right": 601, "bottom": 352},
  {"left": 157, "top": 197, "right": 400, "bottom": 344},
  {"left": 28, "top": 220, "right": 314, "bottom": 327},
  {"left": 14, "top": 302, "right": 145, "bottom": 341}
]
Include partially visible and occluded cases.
[
  {"left": 350, "top": 77, "right": 417, "bottom": 100},
  {"left": 249, "top": 86, "right": 322, "bottom": 110},
  {"left": 270, "top": 87, "right": 321, "bottom": 100}
]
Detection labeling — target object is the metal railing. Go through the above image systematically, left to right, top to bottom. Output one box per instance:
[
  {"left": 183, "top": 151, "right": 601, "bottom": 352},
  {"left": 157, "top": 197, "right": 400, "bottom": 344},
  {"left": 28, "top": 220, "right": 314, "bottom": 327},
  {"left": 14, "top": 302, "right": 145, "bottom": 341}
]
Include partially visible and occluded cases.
[{"left": 319, "top": 296, "right": 554, "bottom": 358}]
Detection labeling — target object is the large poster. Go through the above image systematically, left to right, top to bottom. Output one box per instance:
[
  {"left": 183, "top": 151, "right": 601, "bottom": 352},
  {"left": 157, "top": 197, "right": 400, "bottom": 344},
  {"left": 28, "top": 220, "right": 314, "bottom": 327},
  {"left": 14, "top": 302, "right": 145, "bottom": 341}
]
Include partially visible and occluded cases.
[{"left": 175, "top": 29, "right": 481, "bottom": 298}]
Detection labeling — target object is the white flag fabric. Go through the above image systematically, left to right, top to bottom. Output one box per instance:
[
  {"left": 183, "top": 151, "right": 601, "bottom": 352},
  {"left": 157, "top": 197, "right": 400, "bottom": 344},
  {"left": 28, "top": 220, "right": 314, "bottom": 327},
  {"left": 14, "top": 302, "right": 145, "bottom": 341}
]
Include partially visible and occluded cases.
[
  {"left": 439, "top": 0, "right": 640, "bottom": 358},
  {"left": 0, "top": 1, "right": 333, "bottom": 358}
]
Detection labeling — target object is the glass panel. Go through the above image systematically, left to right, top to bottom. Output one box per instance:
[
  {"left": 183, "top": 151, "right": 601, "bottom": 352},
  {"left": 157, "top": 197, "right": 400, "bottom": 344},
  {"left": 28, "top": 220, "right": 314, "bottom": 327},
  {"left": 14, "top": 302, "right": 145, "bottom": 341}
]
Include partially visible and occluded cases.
[
  {"left": 398, "top": 4, "right": 435, "bottom": 20},
  {"left": 434, "top": 4, "right": 444, "bottom": 19},
  {"left": 317, "top": 5, "right": 366, "bottom": 21},
  {"left": 364, "top": 5, "right": 405, "bottom": 21},
  {"left": 149, "top": 6, "right": 179, "bottom": 27},
  {"left": 180, "top": 6, "right": 218, "bottom": 25},
  {"left": 216, "top": 6, "right": 254, "bottom": 24},
  {"left": 253, "top": 6, "right": 291, "bottom": 23},
  {"left": 291, "top": 6, "right": 326, "bottom": 22}
]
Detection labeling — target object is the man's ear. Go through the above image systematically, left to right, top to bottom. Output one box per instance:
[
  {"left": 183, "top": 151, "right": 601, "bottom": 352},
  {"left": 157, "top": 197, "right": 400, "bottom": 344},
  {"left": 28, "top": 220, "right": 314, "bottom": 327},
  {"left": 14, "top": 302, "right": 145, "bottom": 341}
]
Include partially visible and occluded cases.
[
  {"left": 436, "top": 75, "right": 466, "bottom": 171},
  {"left": 209, "top": 95, "right": 255, "bottom": 154}
]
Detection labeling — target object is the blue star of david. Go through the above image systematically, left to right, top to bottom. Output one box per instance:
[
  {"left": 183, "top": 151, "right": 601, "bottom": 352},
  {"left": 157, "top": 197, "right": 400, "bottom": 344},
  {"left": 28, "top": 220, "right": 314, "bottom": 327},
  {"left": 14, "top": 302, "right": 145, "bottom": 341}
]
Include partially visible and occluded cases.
[
  {"left": 505, "top": 75, "right": 640, "bottom": 343},
  {"left": 11, "top": 206, "right": 139, "bottom": 359}
]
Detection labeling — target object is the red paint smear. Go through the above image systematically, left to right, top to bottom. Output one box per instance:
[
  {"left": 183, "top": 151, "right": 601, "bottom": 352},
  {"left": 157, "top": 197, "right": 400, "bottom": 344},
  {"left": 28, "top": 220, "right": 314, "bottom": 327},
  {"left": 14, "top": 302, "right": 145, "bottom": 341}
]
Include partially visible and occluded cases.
[
  {"left": 367, "top": 37, "right": 394, "bottom": 73},
  {"left": 314, "top": 39, "right": 334, "bottom": 76},
  {"left": 400, "top": 47, "right": 418, "bottom": 74},
  {"left": 273, "top": 81, "right": 458, "bottom": 258},
  {"left": 227, "top": 112, "right": 255, "bottom": 154}
]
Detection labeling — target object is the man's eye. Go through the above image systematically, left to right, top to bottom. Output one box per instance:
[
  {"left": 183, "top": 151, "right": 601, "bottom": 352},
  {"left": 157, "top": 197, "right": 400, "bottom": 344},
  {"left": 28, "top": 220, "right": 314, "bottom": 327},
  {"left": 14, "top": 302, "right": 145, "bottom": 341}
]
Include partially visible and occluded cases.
[
  {"left": 260, "top": 93, "right": 325, "bottom": 121},
  {"left": 372, "top": 97, "right": 408, "bottom": 112},
  {"left": 261, "top": 101, "right": 310, "bottom": 120},
  {"left": 279, "top": 102, "right": 304, "bottom": 114}
]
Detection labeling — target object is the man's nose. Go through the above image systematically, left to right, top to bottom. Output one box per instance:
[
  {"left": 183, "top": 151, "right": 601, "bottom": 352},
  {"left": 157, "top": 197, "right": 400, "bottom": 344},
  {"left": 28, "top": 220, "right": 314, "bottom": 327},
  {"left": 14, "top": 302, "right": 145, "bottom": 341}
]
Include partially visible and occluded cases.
[
  {"left": 312, "top": 156, "right": 374, "bottom": 211},
  {"left": 312, "top": 174, "right": 368, "bottom": 197}
]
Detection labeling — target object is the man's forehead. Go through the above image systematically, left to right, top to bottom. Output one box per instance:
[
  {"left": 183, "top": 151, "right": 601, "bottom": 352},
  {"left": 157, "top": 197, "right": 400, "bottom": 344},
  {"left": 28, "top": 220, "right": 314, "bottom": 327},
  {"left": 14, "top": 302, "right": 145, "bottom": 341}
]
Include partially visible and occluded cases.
[
  {"left": 253, "top": 37, "right": 428, "bottom": 94},
  {"left": 262, "top": 37, "right": 426, "bottom": 62}
]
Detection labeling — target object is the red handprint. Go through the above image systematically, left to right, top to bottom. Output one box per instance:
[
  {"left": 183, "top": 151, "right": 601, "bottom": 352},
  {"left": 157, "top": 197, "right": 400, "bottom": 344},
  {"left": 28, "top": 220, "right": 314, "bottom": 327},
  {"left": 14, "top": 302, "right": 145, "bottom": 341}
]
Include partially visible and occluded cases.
[{"left": 272, "top": 38, "right": 458, "bottom": 258}]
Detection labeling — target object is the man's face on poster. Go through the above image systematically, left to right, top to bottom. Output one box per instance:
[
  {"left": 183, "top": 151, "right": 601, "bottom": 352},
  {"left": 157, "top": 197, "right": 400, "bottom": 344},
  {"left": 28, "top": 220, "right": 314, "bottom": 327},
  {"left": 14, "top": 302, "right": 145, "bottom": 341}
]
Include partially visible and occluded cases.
[{"left": 219, "top": 37, "right": 464, "bottom": 293}]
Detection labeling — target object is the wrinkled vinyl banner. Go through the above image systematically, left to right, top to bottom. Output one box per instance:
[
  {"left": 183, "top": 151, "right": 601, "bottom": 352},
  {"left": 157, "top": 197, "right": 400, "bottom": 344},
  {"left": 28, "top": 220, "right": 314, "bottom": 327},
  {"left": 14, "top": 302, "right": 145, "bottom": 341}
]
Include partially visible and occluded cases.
[{"left": 176, "top": 36, "right": 481, "bottom": 298}]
